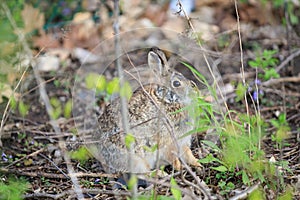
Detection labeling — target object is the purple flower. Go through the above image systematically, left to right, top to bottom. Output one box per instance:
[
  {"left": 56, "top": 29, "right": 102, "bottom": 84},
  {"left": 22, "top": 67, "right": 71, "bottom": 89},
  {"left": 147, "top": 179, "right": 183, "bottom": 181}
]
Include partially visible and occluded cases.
[
  {"left": 62, "top": 8, "right": 71, "bottom": 16},
  {"left": 254, "top": 79, "right": 261, "bottom": 85},
  {"left": 248, "top": 86, "right": 252, "bottom": 92},
  {"left": 253, "top": 91, "right": 258, "bottom": 101},
  {"left": 2, "top": 152, "right": 8, "bottom": 162},
  {"left": 94, "top": 178, "right": 101, "bottom": 184}
]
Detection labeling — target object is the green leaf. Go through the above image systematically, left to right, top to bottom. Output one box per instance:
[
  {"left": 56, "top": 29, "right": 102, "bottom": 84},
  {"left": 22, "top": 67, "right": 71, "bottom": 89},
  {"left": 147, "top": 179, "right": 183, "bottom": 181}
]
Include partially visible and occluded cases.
[
  {"left": 290, "top": 14, "right": 298, "bottom": 25},
  {"left": 248, "top": 60, "right": 258, "bottom": 68},
  {"left": 181, "top": 62, "right": 209, "bottom": 86},
  {"left": 264, "top": 68, "right": 280, "bottom": 80},
  {"left": 85, "top": 73, "right": 99, "bottom": 89},
  {"left": 95, "top": 75, "right": 107, "bottom": 92},
  {"left": 106, "top": 77, "right": 120, "bottom": 95},
  {"left": 120, "top": 81, "right": 132, "bottom": 100},
  {"left": 235, "top": 82, "right": 246, "bottom": 102},
  {"left": 10, "top": 96, "right": 17, "bottom": 110},
  {"left": 50, "top": 97, "right": 62, "bottom": 119},
  {"left": 64, "top": 99, "right": 72, "bottom": 119},
  {"left": 18, "top": 100, "right": 29, "bottom": 117},
  {"left": 278, "top": 113, "right": 287, "bottom": 124},
  {"left": 270, "top": 119, "right": 280, "bottom": 128},
  {"left": 125, "top": 134, "right": 135, "bottom": 149},
  {"left": 201, "top": 140, "right": 221, "bottom": 152},
  {"left": 143, "top": 144, "right": 158, "bottom": 152},
  {"left": 69, "top": 146, "right": 91, "bottom": 164},
  {"left": 198, "top": 154, "right": 221, "bottom": 164},
  {"left": 211, "top": 165, "right": 228, "bottom": 172},
  {"left": 242, "top": 170, "right": 250, "bottom": 185},
  {"left": 127, "top": 175, "right": 137, "bottom": 191},
  {"left": 0, "top": 177, "right": 29, "bottom": 200},
  {"left": 170, "top": 177, "right": 181, "bottom": 200},
  {"left": 278, "top": 186, "right": 293, "bottom": 200},
  {"left": 249, "top": 187, "right": 264, "bottom": 200}
]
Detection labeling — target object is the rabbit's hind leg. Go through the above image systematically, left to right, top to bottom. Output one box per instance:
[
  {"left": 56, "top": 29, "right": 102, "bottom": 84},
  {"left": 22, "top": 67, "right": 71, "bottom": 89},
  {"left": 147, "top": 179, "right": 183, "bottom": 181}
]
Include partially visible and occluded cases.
[{"left": 182, "top": 145, "right": 202, "bottom": 168}]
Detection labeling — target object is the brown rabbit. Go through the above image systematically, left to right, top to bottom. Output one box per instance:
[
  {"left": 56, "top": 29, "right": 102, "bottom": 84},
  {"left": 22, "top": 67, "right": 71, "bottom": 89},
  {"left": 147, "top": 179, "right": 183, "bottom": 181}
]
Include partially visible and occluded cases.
[{"left": 89, "top": 47, "right": 201, "bottom": 173}]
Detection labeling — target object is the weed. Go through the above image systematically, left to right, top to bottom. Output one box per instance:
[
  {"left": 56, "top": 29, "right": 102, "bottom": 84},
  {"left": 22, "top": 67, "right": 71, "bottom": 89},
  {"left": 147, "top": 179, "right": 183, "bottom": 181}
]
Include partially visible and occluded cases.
[
  {"left": 248, "top": 49, "right": 279, "bottom": 81},
  {"left": 270, "top": 113, "right": 291, "bottom": 146},
  {"left": 0, "top": 177, "right": 29, "bottom": 200}
]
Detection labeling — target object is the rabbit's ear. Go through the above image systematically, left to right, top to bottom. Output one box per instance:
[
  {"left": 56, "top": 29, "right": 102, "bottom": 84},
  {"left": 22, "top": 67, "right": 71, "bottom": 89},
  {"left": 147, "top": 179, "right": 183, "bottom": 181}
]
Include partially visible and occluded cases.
[{"left": 148, "top": 48, "right": 169, "bottom": 77}]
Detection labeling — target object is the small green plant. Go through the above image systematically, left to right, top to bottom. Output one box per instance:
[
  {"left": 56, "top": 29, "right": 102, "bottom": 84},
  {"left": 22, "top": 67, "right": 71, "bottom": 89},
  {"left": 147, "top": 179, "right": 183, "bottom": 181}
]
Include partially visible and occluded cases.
[
  {"left": 272, "top": 0, "right": 299, "bottom": 25},
  {"left": 248, "top": 49, "right": 279, "bottom": 81},
  {"left": 50, "top": 97, "right": 62, "bottom": 119},
  {"left": 63, "top": 99, "right": 72, "bottom": 118},
  {"left": 18, "top": 100, "right": 29, "bottom": 117},
  {"left": 270, "top": 113, "right": 291, "bottom": 147},
  {"left": 69, "top": 146, "right": 92, "bottom": 165},
  {"left": 0, "top": 177, "right": 29, "bottom": 200},
  {"left": 40, "top": 177, "right": 51, "bottom": 186},
  {"left": 170, "top": 177, "right": 182, "bottom": 200},
  {"left": 80, "top": 179, "right": 94, "bottom": 188},
  {"left": 218, "top": 180, "right": 235, "bottom": 196}
]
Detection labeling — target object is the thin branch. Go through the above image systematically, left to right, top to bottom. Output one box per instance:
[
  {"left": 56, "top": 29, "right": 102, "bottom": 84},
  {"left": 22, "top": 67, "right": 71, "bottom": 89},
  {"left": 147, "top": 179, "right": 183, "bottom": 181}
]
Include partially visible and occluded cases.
[
  {"left": 113, "top": 0, "right": 137, "bottom": 197},
  {"left": 177, "top": 0, "right": 234, "bottom": 125},
  {"left": 234, "top": 0, "right": 251, "bottom": 118},
  {"left": 1, "top": 2, "right": 84, "bottom": 199},
  {"left": 276, "top": 49, "right": 300, "bottom": 73},
  {"left": 263, "top": 76, "right": 300, "bottom": 87},
  {"left": 229, "top": 182, "right": 260, "bottom": 200},
  {"left": 24, "top": 188, "right": 131, "bottom": 199}
]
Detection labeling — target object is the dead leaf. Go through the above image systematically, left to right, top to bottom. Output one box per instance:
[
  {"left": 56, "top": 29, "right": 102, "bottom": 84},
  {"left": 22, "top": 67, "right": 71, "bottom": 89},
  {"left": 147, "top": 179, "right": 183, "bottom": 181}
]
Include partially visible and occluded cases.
[
  {"left": 141, "top": 3, "right": 169, "bottom": 26},
  {"left": 21, "top": 4, "right": 45, "bottom": 34},
  {"left": 73, "top": 12, "right": 92, "bottom": 24},
  {"left": 33, "top": 33, "right": 61, "bottom": 49},
  {"left": 0, "top": 83, "right": 13, "bottom": 103}
]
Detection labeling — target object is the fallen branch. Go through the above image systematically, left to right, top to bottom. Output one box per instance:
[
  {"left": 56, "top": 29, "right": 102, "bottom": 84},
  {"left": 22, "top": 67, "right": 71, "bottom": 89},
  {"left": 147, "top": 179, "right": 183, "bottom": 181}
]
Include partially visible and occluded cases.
[
  {"left": 276, "top": 49, "right": 300, "bottom": 73},
  {"left": 262, "top": 75, "right": 300, "bottom": 87},
  {"left": 0, "top": 168, "right": 117, "bottom": 179},
  {"left": 229, "top": 182, "right": 260, "bottom": 200},
  {"left": 24, "top": 188, "right": 131, "bottom": 199}
]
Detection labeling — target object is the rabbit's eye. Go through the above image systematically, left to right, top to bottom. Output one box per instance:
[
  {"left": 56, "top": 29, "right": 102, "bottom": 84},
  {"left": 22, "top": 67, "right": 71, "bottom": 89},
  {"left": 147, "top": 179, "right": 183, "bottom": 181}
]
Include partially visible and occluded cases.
[{"left": 172, "top": 80, "right": 181, "bottom": 87}]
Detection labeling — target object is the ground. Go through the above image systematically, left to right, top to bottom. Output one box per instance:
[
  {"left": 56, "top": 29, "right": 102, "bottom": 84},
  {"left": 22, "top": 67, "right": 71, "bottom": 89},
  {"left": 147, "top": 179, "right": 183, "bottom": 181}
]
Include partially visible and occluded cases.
[{"left": 0, "top": 1, "right": 299, "bottom": 199}]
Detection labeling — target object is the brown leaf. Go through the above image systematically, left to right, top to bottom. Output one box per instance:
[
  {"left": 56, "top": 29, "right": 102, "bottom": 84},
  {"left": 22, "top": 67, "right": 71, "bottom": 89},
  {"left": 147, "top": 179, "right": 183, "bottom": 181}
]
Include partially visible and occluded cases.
[
  {"left": 21, "top": 4, "right": 45, "bottom": 34},
  {"left": 33, "top": 33, "right": 61, "bottom": 49}
]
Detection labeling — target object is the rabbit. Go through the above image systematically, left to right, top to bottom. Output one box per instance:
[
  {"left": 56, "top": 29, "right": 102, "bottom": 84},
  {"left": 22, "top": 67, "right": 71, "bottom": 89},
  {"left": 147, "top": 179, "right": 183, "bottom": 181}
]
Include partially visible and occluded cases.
[{"left": 89, "top": 47, "right": 201, "bottom": 174}]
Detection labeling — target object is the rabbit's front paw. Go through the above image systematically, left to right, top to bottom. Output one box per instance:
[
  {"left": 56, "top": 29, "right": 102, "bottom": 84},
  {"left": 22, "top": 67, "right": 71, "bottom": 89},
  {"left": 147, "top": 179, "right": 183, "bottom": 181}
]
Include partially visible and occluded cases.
[
  {"left": 182, "top": 145, "right": 203, "bottom": 169},
  {"left": 173, "top": 157, "right": 181, "bottom": 171}
]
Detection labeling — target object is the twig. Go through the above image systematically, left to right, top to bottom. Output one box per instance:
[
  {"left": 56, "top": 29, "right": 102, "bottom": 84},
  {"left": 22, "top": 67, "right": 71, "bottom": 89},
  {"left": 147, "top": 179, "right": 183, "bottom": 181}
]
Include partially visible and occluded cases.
[
  {"left": 113, "top": 0, "right": 137, "bottom": 197},
  {"left": 177, "top": 0, "right": 233, "bottom": 124},
  {"left": 234, "top": 0, "right": 251, "bottom": 129},
  {"left": 1, "top": 2, "right": 84, "bottom": 199},
  {"left": 276, "top": 49, "right": 300, "bottom": 72},
  {"left": 263, "top": 76, "right": 300, "bottom": 87},
  {"left": 4, "top": 148, "right": 45, "bottom": 168},
  {"left": 180, "top": 158, "right": 212, "bottom": 200},
  {"left": 0, "top": 167, "right": 117, "bottom": 179},
  {"left": 0, "top": 168, "right": 69, "bottom": 179},
  {"left": 181, "top": 172, "right": 213, "bottom": 200},
  {"left": 139, "top": 175, "right": 200, "bottom": 199},
  {"left": 229, "top": 182, "right": 260, "bottom": 200},
  {"left": 24, "top": 188, "right": 131, "bottom": 199}
]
